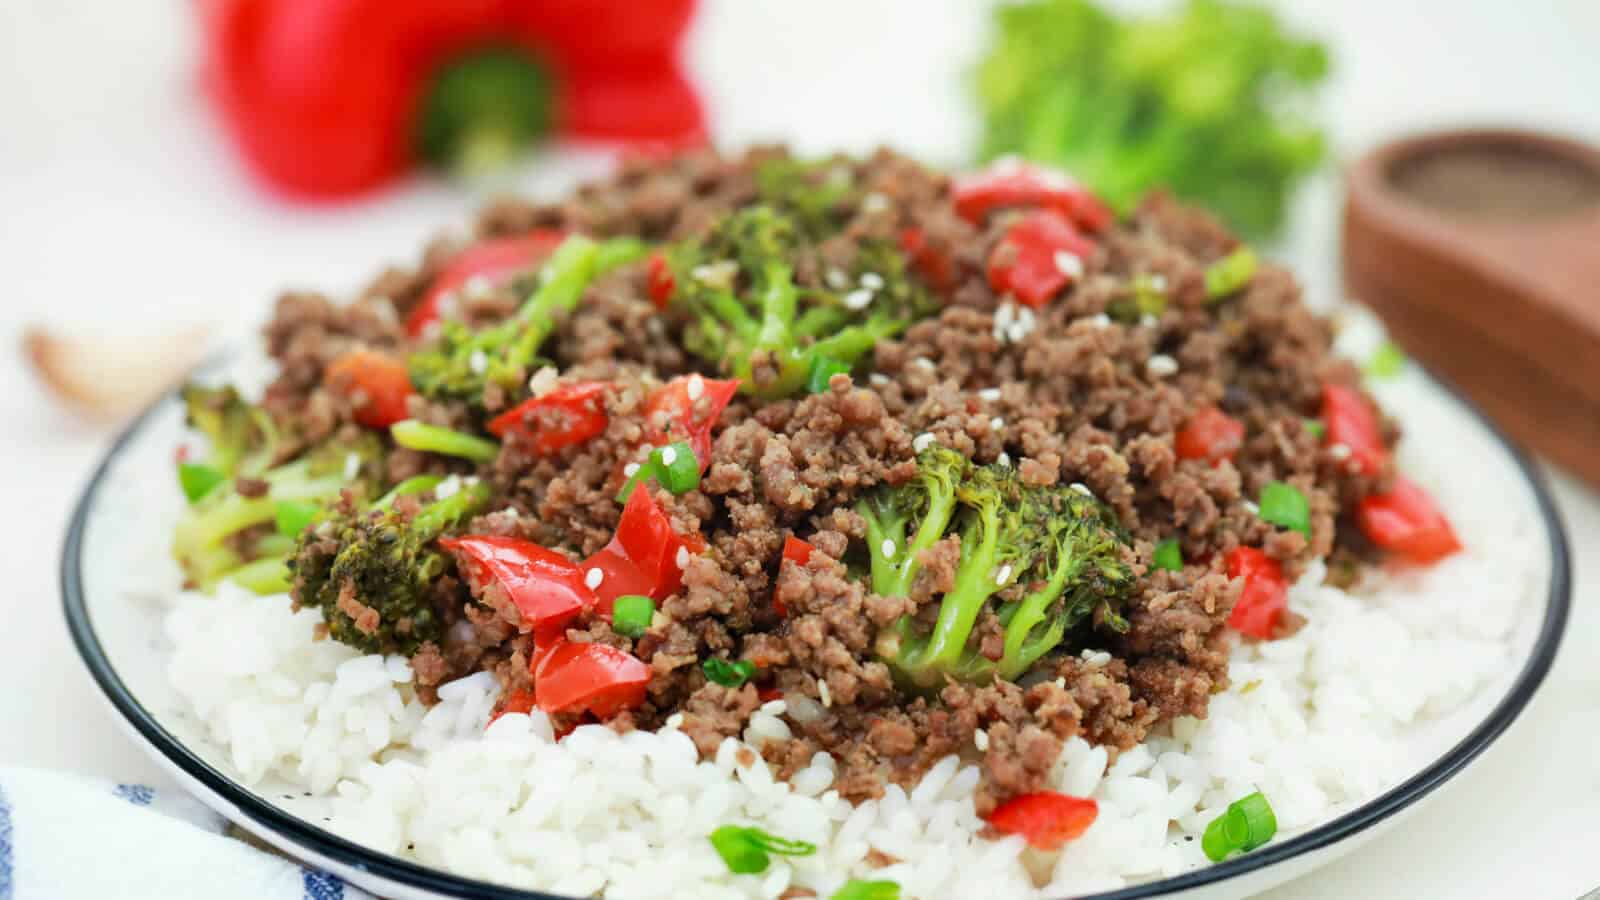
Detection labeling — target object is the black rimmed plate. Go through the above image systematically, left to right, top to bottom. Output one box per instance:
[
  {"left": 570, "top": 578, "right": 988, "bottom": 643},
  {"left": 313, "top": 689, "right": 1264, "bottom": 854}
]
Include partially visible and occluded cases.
[{"left": 62, "top": 365, "right": 1569, "bottom": 900}]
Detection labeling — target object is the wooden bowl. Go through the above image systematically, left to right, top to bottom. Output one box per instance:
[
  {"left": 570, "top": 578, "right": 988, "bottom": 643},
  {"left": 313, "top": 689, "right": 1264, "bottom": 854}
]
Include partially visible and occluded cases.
[{"left": 1343, "top": 128, "right": 1600, "bottom": 485}]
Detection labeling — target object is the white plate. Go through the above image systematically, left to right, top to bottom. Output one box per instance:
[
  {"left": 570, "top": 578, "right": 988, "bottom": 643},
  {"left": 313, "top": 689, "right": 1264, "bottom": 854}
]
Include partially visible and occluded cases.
[{"left": 61, "top": 367, "right": 1570, "bottom": 900}]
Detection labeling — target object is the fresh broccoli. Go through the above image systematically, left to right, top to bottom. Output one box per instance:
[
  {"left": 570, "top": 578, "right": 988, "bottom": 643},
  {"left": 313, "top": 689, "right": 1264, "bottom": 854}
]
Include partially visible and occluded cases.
[
  {"left": 975, "top": 0, "right": 1329, "bottom": 238},
  {"left": 754, "top": 156, "right": 856, "bottom": 239},
  {"left": 665, "top": 205, "right": 927, "bottom": 399},
  {"left": 408, "top": 234, "right": 642, "bottom": 407},
  {"left": 172, "top": 387, "right": 384, "bottom": 592},
  {"left": 861, "top": 448, "right": 1133, "bottom": 689},
  {"left": 287, "top": 477, "right": 490, "bottom": 655}
]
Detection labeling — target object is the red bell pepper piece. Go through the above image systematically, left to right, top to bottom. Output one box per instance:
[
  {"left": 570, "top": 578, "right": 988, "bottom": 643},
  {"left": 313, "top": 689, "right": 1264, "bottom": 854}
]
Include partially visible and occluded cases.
[
  {"left": 196, "top": 0, "right": 705, "bottom": 200},
  {"left": 953, "top": 161, "right": 1113, "bottom": 233},
  {"left": 987, "top": 209, "right": 1095, "bottom": 309},
  {"left": 899, "top": 227, "right": 956, "bottom": 293},
  {"left": 406, "top": 231, "right": 567, "bottom": 337},
  {"left": 646, "top": 252, "right": 676, "bottom": 310},
  {"left": 324, "top": 350, "right": 414, "bottom": 428},
  {"left": 642, "top": 374, "right": 741, "bottom": 470},
  {"left": 487, "top": 381, "right": 611, "bottom": 455},
  {"left": 1320, "top": 384, "right": 1389, "bottom": 477},
  {"left": 1176, "top": 406, "right": 1246, "bottom": 464},
  {"left": 1358, "top": 476, "right": 1462, "bottom": 565},
  {"left": 582, "top": 487, "right": 691, "bottom": 615},
  {"left": 441, "top": 535, "right": 594, "bottom": 629},
  {"left": 782, "top": 535, "right": 813, "bottom": 567},
  {"left": 1225, "top": 547, "right": 1289, "bottom": 639},
  {"left": 534, "top": 641, "right": 652, "bottom": 718},
  {"left": 488, "top": 687, "right": 537, "bottom": 727},
  {"left": 986, "top": 792, "right": 1099, "bottom": 850}
]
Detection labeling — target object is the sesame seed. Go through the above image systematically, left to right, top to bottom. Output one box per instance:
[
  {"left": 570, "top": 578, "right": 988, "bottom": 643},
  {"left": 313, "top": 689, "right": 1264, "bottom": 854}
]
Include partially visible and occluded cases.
[
  {"left": 992, "top": 154, "right": 1023, "bottom": 175},
  {"left": 861, "top": 192, "right": 891, "bottom": 214},
  {"left": 1054, "top": 250, "right": 1085, "bottom": 279},
  {"left": 692, "top": 260, "right": 738, "bottom": 290},
  {"left": 826, "top": 268, "right": 850, "bottom": 290},
  {"left": 860, "top": 272, "right": 885, "bottom": 290},
  {"left": 464, "top": 274, "right": 493, "bottom": 298},
  {"left": 1150, "top": 275, "right": 1169, "bottom": 291},
  {"left": 844, "top": 288, "right": 874, "bottom": 310},
  {"left": 437, "top": 292, "right": 460, "bottom": 318},
  {"left": 371, "top": 297, "right": 397, "bottom": 323},
  {"left": 993, "top": 301, "right": 1015, "bottom": 334},
  {"left": 1088, "top": 313, "right": 1111, "bottom": 329},
  {"left": 1140, "top": 314, "right": 1159, "bottom": 328},
  {"left": 468, "top": 349, "right": 488, "bottom": 375},
  {"left": 1147, "top": 354, "right": 1179, "bottom": 377},
  {"left": 913, "top": 357, "right": 936, "bottom": 371},
  {"left": 527, "top": 366, "right": 558, "bottom": 396},
  {"left": 869, "top": 373, "right": 891, "bottom": 387},
  {"left": 687, "top": 374, "right": 705, "bottom": 401},
  {"left": 979, "top": 388, "right": 1001, "bottom": 402},
  {"left": 990, "top": 416, "right": 1005, "bottom": 431},
  {"left": 913, "top": 433, "right": 935, "bottom": 453},
  {"left": 1329, "top": 443, "right": 1352, "bottom": 461},
  {"left": 659, "top": 445, "right": 678, "bottom": 466},
  {"left": 997, "top": 451, "right": 1012, "bottom": 467},
  {"left": 343, "top": 452, "right": 360, "bottom": 480},
  {"left": 624, "top": 462, "right": 641, "bottom": 478},
  {"left": 434, "top": 475, "right": 461, "bottom": 499},
  {"left": 1070, "top": 482, "right": 1093, "bottom": 497},
  {"left": 1243, "top": 500, "right": 1261, "bottom": 515},
  {"left": 880, "top": 539, "right": 896, "bottom": 558},
  {"left": 676, "top": 546, "right": 690, "bottom": 569},
  {"left": 995, "top": 564, "right": 1012, "bottom": 585},
  {"left": 584, "top": 568, "right": 603, "bottom": 590},
  {"left": 1054, "top": 677, "right": 1067, "bottom": 690},
  {"left": 818, "top": 680, "right": 833, "bottom": 707},
  {"left": 665, "top": 713, "right": 685, "bottom": 729},
  {"left": 974, "top": 729, "right": 990, "bottom": 752}
]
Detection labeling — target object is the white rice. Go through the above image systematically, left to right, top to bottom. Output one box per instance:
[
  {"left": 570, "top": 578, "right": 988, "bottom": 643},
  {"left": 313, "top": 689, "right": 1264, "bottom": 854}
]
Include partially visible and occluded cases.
[{"left": 120, "top": 355, "right": 1539, "bottom": 899}]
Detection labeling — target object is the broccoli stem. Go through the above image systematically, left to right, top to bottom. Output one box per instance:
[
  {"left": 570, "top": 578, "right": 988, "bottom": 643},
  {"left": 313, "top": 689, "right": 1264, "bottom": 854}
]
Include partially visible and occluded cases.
[
  {"left": 390, "top": 420, "right": 500, "bottom": 463},
  {"left": 373, "top": 474, "right": 446, "bottom": 510},
  {"left": 412, "top": 479, "right": 492, "bottom": 538},
  {"left": 920, "top": 506, "right": 1013, "bottom": 674},
  {"left": 997, "top": 550, "right": 1080, "bottom": 680},
  {"left": 230, "top": 555, "right": 292, "bottom": 595}
]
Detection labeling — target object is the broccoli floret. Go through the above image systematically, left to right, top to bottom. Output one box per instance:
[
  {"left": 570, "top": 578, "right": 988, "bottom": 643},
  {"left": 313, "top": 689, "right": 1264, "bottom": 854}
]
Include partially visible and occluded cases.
[
  {"left": 754, "top": 156, "right": 856, "bottom": 238},
  {"left": 666, "top": 206, "right": 926, "bottom": 399},
  {"left": 409, "top": 234, "right": 641, "bottom": 407},
  {"left": 172, "top": 389, "right": 384, "bottom": 592},
  {"left": 861, "top": 449, "right": 1133, "bottom": 688},
  {"left": 288, "top": 477, "right": 490, "bottom": 655}
]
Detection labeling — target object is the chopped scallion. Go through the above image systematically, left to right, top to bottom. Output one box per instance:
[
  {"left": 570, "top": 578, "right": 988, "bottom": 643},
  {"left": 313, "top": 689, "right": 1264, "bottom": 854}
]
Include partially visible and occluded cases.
[
  {"left": 1204, "top": 247, "right": 1258, "bottom": 301},
  {"left": 1365, "top": 341, "right": 1406, "bottom": 379},
  {"left": 806, "top": 355, "right": 852, "bottom": 393},
  {"left": 1302, "top": 418, "right": 1325, "bottom": 440},
  {"left": 390, "top": 420, "right": 500, "bottom": 463},
  {"left": 652, "top": 440, "right": 700, "bottom": 494},
  {"left": 177, "top": 462, "right": 226, "bottom": 504},
  {"left": 1258, "top": 481, "right": 1311, "bottom": 537},
  {"left": 273, "top": 500, "right": 320, "bottom": 537},
  {"left": 1153, "top": 538, "right": 1183, "bottom": 572},
  {"left": 612, "top": 594, "right": 655, "bottom": 638},
  {"left": 703, "top": 657, "right": 756, "bottom": 688},
  {"left": 1201, "top": 791, "right": 1276, "bottom": 862},
  {"left": 709, "top": 825, "right": 816, "bottom": 875},
  {"left": 833, "top": 879, "right": 901, "bottom": 900}
]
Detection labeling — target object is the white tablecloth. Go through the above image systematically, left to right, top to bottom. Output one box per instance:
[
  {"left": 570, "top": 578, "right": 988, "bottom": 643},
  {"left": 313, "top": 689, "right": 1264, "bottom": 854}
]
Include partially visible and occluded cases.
[{"left": 3, "top": 2, "right": 1598, "bottom": 897}]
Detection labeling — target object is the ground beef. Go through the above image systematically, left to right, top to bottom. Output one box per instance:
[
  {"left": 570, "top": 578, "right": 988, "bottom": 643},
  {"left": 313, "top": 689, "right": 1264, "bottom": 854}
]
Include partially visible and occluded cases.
[{"left": 260, "top": 146, "right": 1396, "bottom": 812}]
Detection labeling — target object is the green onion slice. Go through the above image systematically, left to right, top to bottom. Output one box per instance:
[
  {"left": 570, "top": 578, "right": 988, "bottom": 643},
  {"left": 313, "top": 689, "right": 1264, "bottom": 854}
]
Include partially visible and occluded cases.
[
  {"left": 1204, "top": 247, "right": 1258, "bottom": 301},
  {"left": 1365, "top": 341, "right": 1406, "bottom": 379},
  {"left": 806, "top": 355, "right": 852, "bottom": 393},
  {"left": 1302, "top": 418, "right": 1325, "bottom": 440},
  {"left": 390, "top": 420, "right": 500, "bottom": 463},
  {"left": 652, "top": 441, "right": 700, "bottom": 494},
  {"left": 178, "top": 462, "right": 226, "bottom": 504},
  {"left": 1258, "top": 481, "right": 1311, "bottom": 537},
  {"left": 273, "top": 499, "right": 320, "bottom": 537},
  {"left": 1153, "top": 538, "right": 1183, "bottom": 572},
  {"left": 612, "top": 594, "right": 655, "bottom": 638},
  {"left": 703, "top": 658, "right": 756, "bottom": 688},
  {"left": 1201, "top": 791, "right": 1277, "bottom": 862},
  {"left": 708, "top": 825, "right": 816, "bottom": 875},
  {"left": 833, "top": 881, "right": 901, "bottom": 900}
]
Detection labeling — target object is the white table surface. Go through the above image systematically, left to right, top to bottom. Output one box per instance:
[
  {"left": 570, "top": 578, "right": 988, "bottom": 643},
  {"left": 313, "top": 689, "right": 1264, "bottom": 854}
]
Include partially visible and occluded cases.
[{"left": 3, "top": 2, "right": 1597, "bottom": 897}]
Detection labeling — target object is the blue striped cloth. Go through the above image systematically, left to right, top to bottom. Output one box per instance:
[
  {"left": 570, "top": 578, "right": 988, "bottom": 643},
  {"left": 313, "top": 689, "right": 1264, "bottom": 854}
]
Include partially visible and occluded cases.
[{"left": 0, "top": 768, "right": 371, "bottom": 900}]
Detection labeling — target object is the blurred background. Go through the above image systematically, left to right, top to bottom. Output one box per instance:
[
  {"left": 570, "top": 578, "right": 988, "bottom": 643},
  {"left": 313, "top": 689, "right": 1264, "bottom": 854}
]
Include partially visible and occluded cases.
[{"left": 3, "top": 0, "right": 1599, "bottom": 897}]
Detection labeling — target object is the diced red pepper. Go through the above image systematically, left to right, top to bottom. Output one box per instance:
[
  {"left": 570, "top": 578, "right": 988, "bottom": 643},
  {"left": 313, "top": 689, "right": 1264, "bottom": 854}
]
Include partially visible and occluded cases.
[
  {"left": 953, "top": 162, "right": 1113, "bottom": 233},
  {"left": 986, "top": 209, "right": 1095, "bottom": 308},
  {"left": 899, "top": 226, "right": 956, "bottom": 293},
  {"left": 406, "top": 231, "right": 567, "bottom": 337},
  {"left": 646, "top": 251, "right": 676, "bottom": 309},
  {"left": 324, "top": 350, "right": 415, "bottom": 428},
  {"left": 642, "top": 374, "right": 741, "bottom": 469},
  {"left": 486, "top": 381, "right": 610, "bottom": 455},
  {"left": 1321, "top": 384, "right": 1389, "bottom": 477},
  {"left": 1175, "top": 406, "right": 1246, "bottom": 464},
  {"left": 1358, "top": 476, "right": 1462, "bottom": 565},
  {"left": 583, "top": 487, "right": 691, "bottom": 615},
  {"left": 441, "top": 535, "right": 594, "bottom": 630},
  {"left": 782, "top": 535, "right": 813, "bottom": 566},
  {"left": 1225, "top": 546, "right": 1289, "bottom": 639},
  {"left": 534, "top": 641, "right": 651, "bottom": 719},
  {"left": 488, "top": 687, "right": 537, "bottom": 727},
  {"left": 757, "top": 687, "right": 784, "bottom": 703},
  {"left": 986, "top": 792, "right": 1099, "bottom": 850}
]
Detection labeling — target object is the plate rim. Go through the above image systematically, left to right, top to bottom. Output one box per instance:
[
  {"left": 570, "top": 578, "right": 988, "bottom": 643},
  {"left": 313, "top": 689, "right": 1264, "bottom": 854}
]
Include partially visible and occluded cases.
[{"left": 60, "top": 370, "right": 1572, "bottom": 900}]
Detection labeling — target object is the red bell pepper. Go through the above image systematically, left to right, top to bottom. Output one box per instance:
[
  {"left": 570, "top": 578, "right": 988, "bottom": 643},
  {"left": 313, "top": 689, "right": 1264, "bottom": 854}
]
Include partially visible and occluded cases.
[
  {"left": 196, "top": 0, "right": 705, "bottom": 201},
  {"left": 953, "top": 161, "right": 1113, "bottom": 233},
  {"left": 987, "top": 209, "right": 1095, "bottom": 308},
  {"left": 899, "top": 227, "right": 957, "bottom": 293},
  {"left": 406, "top": 230, "right": 566, "bottom": 337},
  {"left": 646, "top": 252, "right": 676, "bottom": 310},
  {"left": 324, "top": 350, "right": 415, "bottom": 428},
  {"left": 642, "top": 374, "right": 741, "bottom": 469},
  {"left": 487, "top": 381, "right": 611, "bottom": 455},
  {"left": 1320, "top": 384, "right": 1389, "bottom": 477},
  {"left": 1176, "top": 406, "right": 1246, "bottom": 465},
  {"left": 1358, "top": 477, "right": 1462, "bottom": 565},
  {"left": 582, "top": 486, "right": 692, "bottom": 615},
  {"left": 441, "top": 535, "right": 594, "bottom": 629},
  {"left": 782, "top": 536, "right": 813, "bottom": 567},
  {"left": 1225, "top": 546, "right": 1289, "bottom": 639},
  {"left": 534, "top": 641, "right": 652, "bottom": 718},
  {"left": 488, "top": 687, "right": 537, "bottom": 727},
  {"left": 985, "top": 792, "right": 1098, "bottom": 850}
]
